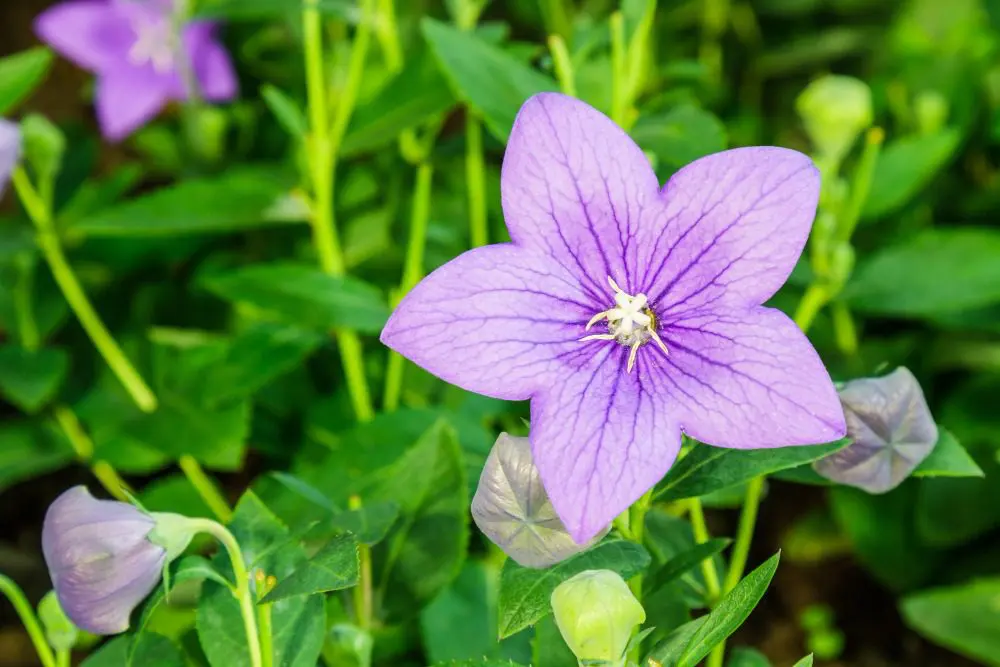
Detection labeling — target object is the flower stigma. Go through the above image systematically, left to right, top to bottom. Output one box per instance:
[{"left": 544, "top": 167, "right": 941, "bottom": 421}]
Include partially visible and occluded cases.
[
  {"left": 128, "top": 14, "right": 176, "bottom": 73},
  {"left": 581, "top": 276, "right": 669, "bottom": 373}
]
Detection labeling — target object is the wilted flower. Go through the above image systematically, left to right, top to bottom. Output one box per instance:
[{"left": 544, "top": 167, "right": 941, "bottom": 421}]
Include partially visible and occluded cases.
[
  {"left": 35, "top": 0, "right": 237, "bottom": 141},
  {"left": 796, "top": 75, "right": 873, "bottom": 162},
  {"left": 382, "top": 93, "right": 846, "bottom": 542},
  {"left": 0, "top": 119, "right": 20, "bottom": 198},
  {"left": 814, "top": 367, "right": 938, "bottom": 493},
  {"left": 472, "top": 433, "right": 609, "bottom": 568},
  {"left": 42, "top": 486, "right": 192, "bottom": 634},
  {"left": 551, "top": 569, "right": 645, "bottom": 666}
]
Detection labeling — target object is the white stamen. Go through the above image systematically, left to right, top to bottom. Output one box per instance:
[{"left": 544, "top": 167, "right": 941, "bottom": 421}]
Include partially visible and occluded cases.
[
  {"left": 128, "top": 15, "right": 176, "bottom": 73},
  {"left": 580, "top": 275, "right": 668, "bottom": 373}
]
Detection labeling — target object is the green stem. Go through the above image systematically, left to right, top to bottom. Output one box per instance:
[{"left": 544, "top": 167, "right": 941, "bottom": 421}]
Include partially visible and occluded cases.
[
  {"left": 540, "top": 0, "right": 572, "bottom": 42},
  {"left": 700, "top": 0, "right": 729, "bottom": 84},
  {"left": 609, "top": 12, "right": 628, "bottom": 127},
  {"left": 548, "top": 34, "right": 577, "bottom": 97},
  {"left": 465, "top": 115, "right": 489, "bottom": 248},
  {"left": 836, "top": 127, "right": 884, "bottom": 244},
  {"left": 384, "top": 163, "right": 434, "bottom": 411},
  {"left": 12, "top": 168, "right": 157, "bottom": 413},
  {"left": 13, "top": 255, "right": 39, "bottom": 350},
  {"left": 793, "top": 283, "right": 828, "bottom": 334},
  {"left": 831, "top": 301, "right": 859, "bottom": 356},
  {"left": 52, "top": 405, "right": 131, "bottom": 501},
  {"left": 179, "top": 455, "right": 233, "bottom": 523},
  {"left": 625, "top": 490, "right": 653, "bottom": 666},
  {"left": 349, "top": 496, "right": 374, "bottom": 629},
  {"left": 687, "top": 498, "right": 721, "bottom": 603},
  {"left": 187, "top": 519, "right": 263, "bottom": 667},
  {"left": 0, "top": 574, "right": 57, "bottom": 667},
  {"left": 257, "top": 602, "right": 274, "bottom": 667},
  {"left": 56, "top": 649, "right": 70, "bottom": 667}
]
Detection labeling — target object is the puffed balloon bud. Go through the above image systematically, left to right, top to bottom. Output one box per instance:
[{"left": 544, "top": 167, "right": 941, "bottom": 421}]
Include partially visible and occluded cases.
[
  {"left": 796, "top": 75, "right": 873, "bottom": 162},
  {"left": 814, "top": 367, "right": 938, "bottom": 493},
  {"left": 471, "top": 433, "right": 609, "bottom": 568},
  {"left": 550, "top": 569, "right": 645, "bottom": 666}
]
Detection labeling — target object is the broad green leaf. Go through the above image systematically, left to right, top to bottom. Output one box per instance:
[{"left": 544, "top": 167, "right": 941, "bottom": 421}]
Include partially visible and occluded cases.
[
  {"left": 195, "top": 0, "right": 356, "bottom": 20},
  {"left": 421, "top": 18, "right": 557, "bottom": 141},
  {"left": 0, "top": 48, "right": 53, "bottom": 115},
  {"left": 342, "top": 53, "right": 456, "bottom": 157},
  {"left": 261, "top": 84, "right": 307, "bottom": 139},
  {"left": 632, "top": 105, "right": 727, "bottom": 173},
  {"left": 862, "top": 129, "right": 961, "bottom": 220},
  {"left": 57, "top": 163, "right": 144, "bottom": 225},
  {"left": 70, "top": 166, "right": 305, "bottom": 237},
  {"left": 845, "top": 228, "right": 1000, "bottom": 317},
  {"left": 201, "top": 262, "right": 389, "bottom": 334},
  {"left": 0, "top": 345, "right": 68, "bottom": 412},
  {"left": 0, "top": 421, "right": 73, "bottom": 493},
  {"left": 913, "top": 428, "right": 984, "bottom": 478},
  {"left": 655, "top": 440, "right": 849, "bottom": 501},
  {"left": 329, "top": 501, "right": 400, "bottom": 545},
  {"left": 262, "top": 534, "right": 360, "bottom": 602},
  {"left": 645, "top": 538, "right": 731, "bottom": 598},
  {"left": 498, "top": 539, "right": 651, "bottom": 638},
  {"left": 675, "top": 552, "right": 781, "bottom": 667},
  {"left": 421, "top": 561, "right": 504, "bottom": 664},
  {"left": 901, "top": 578, "right": 1000, "bottom": 666},
  {"left": 533, "top": 614, "right": 577, "bottom": 667},
  {"left": 645, "top": 617, "right": 707, "bottom": 666},
  {"left": 80, "top": 633, "right": 185, "bottom": 667},
  {"left": 80, "top": 637, "right": 129, "bottom": 666},
  {"left": 726, "top": 647, "right": 773, "bottom": 667},
  {"left": 792, "top": 655, "right": 814, "bottom": 667}
]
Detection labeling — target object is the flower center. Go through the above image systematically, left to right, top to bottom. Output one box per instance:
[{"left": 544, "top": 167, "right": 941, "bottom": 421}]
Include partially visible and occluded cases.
[
  {"left": 128, "top": 15, "right": 176, "bottom": 73},
  {"left": 580, "top": 277, "right": 669, "bottom": 373}
]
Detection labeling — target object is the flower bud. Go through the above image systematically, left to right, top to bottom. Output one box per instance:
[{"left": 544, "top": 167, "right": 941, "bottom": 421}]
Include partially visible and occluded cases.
[
  {"left": 796, "top": 75, "right": 873, "bottom": 162},
  {"left": 20, "top": 113, "right": 65, "bottom": 185},
  {"left": 0, "top": 118, "right": 20, "bottom": 198},
  {"left": 814, "top": 367, "right": 938, "bottom": 493},
  {"left": 471, "top": 433, "right": 609, "bottom": 568},
  {"left": 41, "top": 486, "right": 194, "bottom": 635},
  {"left": 550, "top": 569, "right": 645, "bottom": 666},
  {"left": 37, "top": 591, "right": 78, "bottom": 652}
]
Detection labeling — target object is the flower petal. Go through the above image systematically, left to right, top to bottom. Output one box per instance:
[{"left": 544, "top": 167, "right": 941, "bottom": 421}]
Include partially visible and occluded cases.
[
  {"left": 34, "top": 1, "right": 134, "bottom": 73},
  {"left": 185, "top": 22, "right": 238, "bottom": 101},
  {"left": 95, "top": 69, "right": 171, "bottom": 141},
  {"left": 501, "top": 93, "right": 661, "bottom": 299},
  {"left": 0, "top": 120, "right": 21, "bottom": 199},
  {"left": 641, "top": 147, "right": 820, "bottom": 315},
  {"left": 381, "top": 244, "right": 595, "bottom": 401},
  {"left": 660, "top": 306, "right": 846, "bottom": 447},
  {"left": 530, "top": 348, "right": 682, "bottom": 543}
]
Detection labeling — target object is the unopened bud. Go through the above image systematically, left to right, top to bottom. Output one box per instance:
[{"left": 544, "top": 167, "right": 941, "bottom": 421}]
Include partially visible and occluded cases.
[
  {"left": 797, "top": 75, "right": 873, "bottom": 163},
  {"left": 550, "top": 570, "right": 645, "bottom": 666}
]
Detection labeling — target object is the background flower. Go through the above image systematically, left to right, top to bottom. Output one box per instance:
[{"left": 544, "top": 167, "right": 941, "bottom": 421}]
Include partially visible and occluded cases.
[{"left": 0, "top": 118, "right": 20, "bottom": 197}]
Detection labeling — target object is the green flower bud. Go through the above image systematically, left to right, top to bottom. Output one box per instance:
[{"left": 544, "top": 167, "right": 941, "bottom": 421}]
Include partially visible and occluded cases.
[
  {"left": 796, "top": 76, "right": 873, "bottom": 163},
  {"left": 914, "top": 91, "right": 949, "bottom": 135},
  {"left": 20, "top": 114, "right": 65, "bottom": 184},
  {"left": 550, "top": 570, "right": 645, "bottom": 666}
]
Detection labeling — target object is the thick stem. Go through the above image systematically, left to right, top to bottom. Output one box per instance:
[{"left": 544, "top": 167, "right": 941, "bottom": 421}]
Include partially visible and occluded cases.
[
  {"left": 465, "top": 115, "right": 488, "bottom": 248},
  {"left": 179, "top": 455, "right": 233, "bottom": 523},
  {"left": 0, "top": 574, "right": 57, "bottom": 667},
  {"left": 257, "top": 602, "right": 274, "bottom": 667},
  {"left": 56, "top": 649, "right": 70, "bottom": 667}
]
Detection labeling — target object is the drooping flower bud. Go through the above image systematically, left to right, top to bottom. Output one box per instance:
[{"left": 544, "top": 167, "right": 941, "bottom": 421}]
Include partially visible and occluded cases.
[
  {"left": 796, "top": 75, "right": 873, "bottom": 163},
  {"left": 0, "top": 118, "right": 21, "bottom": 198},
  {"left": 814, "top": 367, "right": 938, "bottom": 493},
  {"left": 471, "top": 433, "right": 609, "bottom": 568},
  {"left": 42, "top": 486, "right": 194, "bottom": 635},
  {"left": 550, "top": 569, "right": 645, "bottom": 666}
]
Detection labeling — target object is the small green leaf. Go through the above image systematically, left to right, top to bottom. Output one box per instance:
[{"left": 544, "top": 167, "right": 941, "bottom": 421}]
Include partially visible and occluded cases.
[
  {"left": 421, "top": 18, "right": 557, "bottom": 141},
  {"left": 0, "top": 48, "right": 53, "bottom": 115},
  {"left": 261, "top": 84, "right": 308, "bottom": 139},
  {"left": 632, "top": 105, "right": 727, "bottom": 172},
  {"left": 862, "top": 129, "right": 961, "bottom": 221},
  {"left": 201, "top": 262, "right": 389, "bottom": 334},
  {"left": 0, "top": 345, "right": 69, "bottom": 412},
  {"left": 913, "top": 428, "right": 984, "bottom": 478},
  {"left": 656, "top": 440, "right": 849, "bottom": 501},
  {"left": 262, "top": 534, "right": 360, "bottom": 603},
  {"left": 645, "top": 538, "right": 732, "bottom": 598},
  {"left": 498, "top": 540, "right": 651, "bottom": 638},
  {"left": 675, "top": 552, "right": 781, "bottom": 667},
  {"left": 901, "top": 578, "right": 1000, "bottom": 667},
  {"left": 792, "top": 655, "right": 814, "bottom": 667}
]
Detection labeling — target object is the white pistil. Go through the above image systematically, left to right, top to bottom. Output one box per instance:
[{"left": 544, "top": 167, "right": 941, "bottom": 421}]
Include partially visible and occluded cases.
[
  {"left": 127, "top": 15, "right": 176, "bottom": 73},
  {"left": 581, "top": 276, "right": 669, "bottom": 373}
]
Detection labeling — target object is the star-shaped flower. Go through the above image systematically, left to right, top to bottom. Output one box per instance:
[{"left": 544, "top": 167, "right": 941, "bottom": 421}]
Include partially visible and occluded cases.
[
  {"left": 35, "top": 0, "right": 237, "bottom": 141},
  {"left": 381, "top": 93, "right": 846, "bottom": 543}
]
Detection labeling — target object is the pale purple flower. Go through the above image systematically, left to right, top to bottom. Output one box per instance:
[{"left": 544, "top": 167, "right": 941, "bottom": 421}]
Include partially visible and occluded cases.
[
  {"left": 35, "top": 0, "right": 237, "bottom": 141},
  {"left": 381, "top": 93, "right": 846, "bottom": 543},
  {"left": 0, "top": 119, "right": 20, "bottom": 198},
  {"left": 814, "top": 367, "right": 938, "bottom": 493},
  {"left": 472, "top": 433, "right": 609, "bottom": 568},
  {"left": 42, "top": 486, "right": 165, "bottom": 635}
]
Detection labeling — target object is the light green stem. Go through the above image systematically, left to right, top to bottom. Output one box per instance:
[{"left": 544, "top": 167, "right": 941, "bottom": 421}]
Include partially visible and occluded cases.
[
  {"left": 302, "top": 0, "right": 376, "bottom": 422},
  {"left": 540, "top": 0, "right": 572, "bottom": 41},
  {"left": 700, "top": 0, "right": 729, "bottom": 84},
  {"left": 609, "top": 12, "right": 628, "bottom": 127},
  {"left": 548, "top": 35, "right": 577, "bottom": 96},
  {"left": 465, "top": 115, "right": 489, "bottom": 248},
  {"left": 836, "top": 127, "right": 884, "bottom": 244},
  {"left": 384, "top": 163, "right": 434, "bottom": 411},
  {"left": 12, "top": 167, "right": 157, "bottom": 413},
  {"left": 13, "top": 256, "right": 39, "bottom": 350},
  {"left": 792, "top": 283, "right": 828, "bottom": 334},
  {"left": 831, "top": 301, "right": 859, "bottom": 356},
  {"left": 53, "top": 405, "right": 131, "bottom": 501},
  {"left": 179, "top": 455, "right": 233, "bottom": 523},
  {"left": 625, "top": 490, "right": 653, "bottom": 666},
  {"left": 349, "top": 496, "right": 374, "bottom": 629},
  {"left": 687, "top": 498, "right": 721, "bottom": 602},
  {"left": 0, "top": 574, "right": 57, "bottom": 667},
  {"left": 257, "top": 602, "right": 274, "bottom": 667},
  {"left": 56, "top": 649, "right": 70, "bottom": 667}
]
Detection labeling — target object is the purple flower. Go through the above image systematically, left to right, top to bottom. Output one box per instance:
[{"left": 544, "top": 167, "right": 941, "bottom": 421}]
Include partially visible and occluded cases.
[
  {"left": 35, "top": 0, "right": 237, "bottom": 141},
  {"left": 381, "top": 93, "right": 846, "bottom": 543},
  {"left": 0, "top": 119, "right": 20, "bottom": 198},
  {"left": 814, "top": 367, "right": 938, "bottom": 493},
  {"left": 42, "top": 486, "right": 166, "bottom": 635}
]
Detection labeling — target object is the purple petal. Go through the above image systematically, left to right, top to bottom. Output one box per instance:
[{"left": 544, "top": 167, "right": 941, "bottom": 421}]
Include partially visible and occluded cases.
[
  {"left": 34, "top": 1, "right": 134, "bottom": 73},
  {"left": 184, "top": 22, "right": 238, "bottom": 101},
  {"left": 95, "top": 69, "right": 171, "bottom": 141},
  {"left": 501, "top": 93, "right": 661, "bottom": 299},
  {"left": 0, "top": 120, "right": 21, "bottom": 199},
  {"left": 642, "top": 147, "right": 820, "bottom": 316},
  {"left": 381, "top": 244, "right": 597, "bottom": 401},
  {"left": 659, "top": 307, "right": 846, "bottom": 447},
  {"left": 530, "top": 348, "right": 682, "bottom": 543},
  {"left": 814, "top": 367, "right": 937, "bottom": 493}
]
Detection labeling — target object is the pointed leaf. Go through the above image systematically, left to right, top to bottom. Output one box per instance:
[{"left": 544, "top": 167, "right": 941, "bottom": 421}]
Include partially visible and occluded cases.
[
  {"left": 0, "top": 47, "right": 53, "bottom": 114},
  {"left": 913, "top": 428, "right": 984, "bottom": 478},
  {"left": 262, "top": 534, "right": 360, "bottom": 602},
  {"left": 645, "top": 538, "right": 731, "bottom": 599},
  {"left": 901, "top": 578, "right": 1000, "bottom": 667}
]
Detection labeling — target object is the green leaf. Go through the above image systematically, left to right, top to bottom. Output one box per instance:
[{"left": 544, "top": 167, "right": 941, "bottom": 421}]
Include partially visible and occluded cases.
[
  {"left": 195, "top": 0, "right": 356, "bottom": 20},
  {"left": 421, "top": 18, "right": 557, "bottom": 141},
  {"left": 0, "top": 48, "right": 53, "bottom": 115},
  {"left": 342, "top": 53, "right": 456, "bottom": 157},
  {"left": 261, "top": 84, "right": 307, "bottom": 139},
  {"left": 632, "top": 105, "right": 727, "bottom": 172},
  {"left": 862, "top": 129, "right": 961, "bottom": 221},
  {"left": 69, "top": 166, "right": 306, "bottom": 237},
  {"left": 845, "top": 228, "right": 1000, "bottom": 317},
  {"left": 201, "top": 262, "right": 389, "bottom": 334},
  {"left": 0, "top": 345, "right": 69, "bottom": 412},
  {"left": 0, "top": 421, "right": 73, "bottom": 493},
  {"left": 913, "top": 428, "right": 984, "bottom": 478},
  {"left": 655, "top": 440, "right": 849, "bottom": 501},
  {"left": 329, "top": 501, "right": 400, "bottom": 546},
  {"left": 262, "top": 534, "right": 360, "bottom": 603},
  {"left": 645, "top": 538, "right": 732, "bottom": 598},
  {"left": 498, "top": 539, "right": 651, "bottom": 638},
  {"left": 675, "top": 552, "right": 781, "bottom": 667},
  {"left": 421, "top": 561, "right": 504, "bottom": 664},
  {"left": 901, "top": 578, "right": 1000, "bottom": 666},
  {"left": 533, "top": 614, "right": 577, "bottom": 667},
  {"left": 645, "top": 617, "right": 707, "bottom": 666},
  {"left": 80, "top": 633, "right": 185, "bottom": 667},
  {"left": 726, "top": 647, "right": 773, "bottom": 667},
  {"left": 792, "top": 655, "right": 814, "bottom": 667}
]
